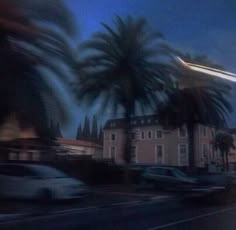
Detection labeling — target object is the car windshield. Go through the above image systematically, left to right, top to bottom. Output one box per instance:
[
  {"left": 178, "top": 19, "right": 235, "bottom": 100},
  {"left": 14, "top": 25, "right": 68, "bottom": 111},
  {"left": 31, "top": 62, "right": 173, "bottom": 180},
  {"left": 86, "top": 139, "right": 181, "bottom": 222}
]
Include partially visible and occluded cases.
[
  {"left": 33, "top": 166, "right": 68, "bottom": 178},
  {"left": 173, "top": 169, "right": 188, "bottom": 178}
]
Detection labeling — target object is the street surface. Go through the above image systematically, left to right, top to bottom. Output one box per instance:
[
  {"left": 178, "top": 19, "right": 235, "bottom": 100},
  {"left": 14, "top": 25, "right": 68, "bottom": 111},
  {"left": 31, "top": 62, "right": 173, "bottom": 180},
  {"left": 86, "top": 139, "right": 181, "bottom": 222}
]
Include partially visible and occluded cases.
[{"left": 0, "top": 190, "right": 236, "bottom": 230}]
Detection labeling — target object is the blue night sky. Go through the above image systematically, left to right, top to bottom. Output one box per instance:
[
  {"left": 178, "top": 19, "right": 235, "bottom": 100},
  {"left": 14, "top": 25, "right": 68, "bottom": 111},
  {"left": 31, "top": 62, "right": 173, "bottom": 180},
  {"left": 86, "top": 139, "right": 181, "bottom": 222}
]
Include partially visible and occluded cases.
[{"left": 63, "top": 0, "right": 236, "bottom": 137}]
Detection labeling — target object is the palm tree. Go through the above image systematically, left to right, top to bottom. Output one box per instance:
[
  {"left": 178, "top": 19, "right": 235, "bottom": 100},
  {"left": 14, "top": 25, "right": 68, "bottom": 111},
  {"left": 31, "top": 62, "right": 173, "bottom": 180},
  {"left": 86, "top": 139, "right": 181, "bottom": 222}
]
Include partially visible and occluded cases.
[
  {"left": 0, "top": 0, "right": 75, "bottom": 139},
  {"left": 74, "top": 16, "right": 173, "bottom": 181},
  {"left": 158, "top": 53, "right": 233, "bottom": 169},
  {"left": 158, "top": 86, "right": 232, "bottom": 169},
  {"left": 213, "top": 131, "right": 235, "bottom": 171}
]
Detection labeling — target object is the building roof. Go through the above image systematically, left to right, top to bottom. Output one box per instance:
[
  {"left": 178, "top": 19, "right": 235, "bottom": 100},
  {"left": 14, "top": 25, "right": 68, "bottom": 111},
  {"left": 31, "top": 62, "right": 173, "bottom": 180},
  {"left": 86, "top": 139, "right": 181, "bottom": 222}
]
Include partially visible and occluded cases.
[
  {"left": 104, "top": 115, "right": 161, "bottom": 130},
  {"left": 0, "top": 138, "right": 58, "bottom": 147},
  {"left": 56, "top": 138, "right": 102, "bottom": 149}
]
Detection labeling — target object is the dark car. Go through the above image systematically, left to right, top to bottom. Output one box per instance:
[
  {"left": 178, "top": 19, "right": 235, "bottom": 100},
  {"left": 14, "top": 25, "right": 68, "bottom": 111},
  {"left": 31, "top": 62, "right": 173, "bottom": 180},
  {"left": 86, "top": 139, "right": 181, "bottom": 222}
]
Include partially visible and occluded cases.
[{"left": 141, "top": 166, "right": 225, "bottom": 194}]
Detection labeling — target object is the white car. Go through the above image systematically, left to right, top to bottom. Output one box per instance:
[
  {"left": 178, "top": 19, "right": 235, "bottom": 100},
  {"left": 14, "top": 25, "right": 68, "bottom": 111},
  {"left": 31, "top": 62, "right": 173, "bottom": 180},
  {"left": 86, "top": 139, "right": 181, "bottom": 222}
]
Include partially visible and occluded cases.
[{"left": 0, "top": 163, "right": 88, "bottom": 200}]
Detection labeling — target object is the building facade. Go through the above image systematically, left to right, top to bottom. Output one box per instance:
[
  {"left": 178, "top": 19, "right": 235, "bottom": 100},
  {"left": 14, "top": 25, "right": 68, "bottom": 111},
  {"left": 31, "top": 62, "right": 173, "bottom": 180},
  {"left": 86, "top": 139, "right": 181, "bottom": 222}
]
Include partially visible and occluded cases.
[{"left": 103, "top": 115, "right": 236, "bottom": 170}]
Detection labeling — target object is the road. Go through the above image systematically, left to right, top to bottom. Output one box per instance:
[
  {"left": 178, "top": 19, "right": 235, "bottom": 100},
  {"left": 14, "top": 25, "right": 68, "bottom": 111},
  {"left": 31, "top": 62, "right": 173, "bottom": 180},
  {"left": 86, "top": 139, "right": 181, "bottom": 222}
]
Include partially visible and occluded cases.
[{"left": 1, "top": 193, "right": 236, "bottom": 230}]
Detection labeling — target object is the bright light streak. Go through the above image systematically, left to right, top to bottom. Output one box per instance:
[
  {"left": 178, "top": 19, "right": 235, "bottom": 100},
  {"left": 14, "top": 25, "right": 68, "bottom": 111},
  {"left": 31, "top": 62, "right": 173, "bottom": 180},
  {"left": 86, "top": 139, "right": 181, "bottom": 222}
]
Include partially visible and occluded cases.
[{"left": 176, "top": 57, "right": 236, "bottom": 83}]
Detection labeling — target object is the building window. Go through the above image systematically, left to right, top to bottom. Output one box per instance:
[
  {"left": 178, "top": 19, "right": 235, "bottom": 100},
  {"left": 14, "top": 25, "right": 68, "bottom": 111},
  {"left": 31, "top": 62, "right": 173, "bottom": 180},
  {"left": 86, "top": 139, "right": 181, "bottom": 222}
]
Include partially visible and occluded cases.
[
  {"left": 148, "top": 119, "right": 151, "bottom": 124},
  {"left": 141, "top": 120, "right": 144, "bottom": 124},
  {"left": 110, "top": 122, "right": 116, "bottom": 128},
  {"left": 179, "top": 127, "right": 187, "bottom": 137},
  {"left": 156, "top": 130, "right": 163, "bottom": 139},
  {"left": 131, "top": 131, "right": 136, "bottom": 140},
  {"left": 141, "top": 131, "right": 145, "bottom": 140},
  {"left": 148, "top": 131, "right": 152, "bottom": 139},
  {"left": 111, "top": 133, "right": 116, "bottom": 141},
  {"left": 178, "top": 144, "right": 188, "bottom": 166},
  {"left": 156, "top": 145, "right": 164, "bottom": 164},
  {"left": 130, "top": 146, "right": 137, "bottom": 163},
  {"left": 110, "top": 147, "right": 116, "bottom": 160},
  {"left": 9, "top": 152, "right": 18, "bottom": 161},
  {"left": 19, "top": 152, "right": 29, "bottom": 161},
  {"left": 32, "top": 152, "right": 40, "bottom": 161}
]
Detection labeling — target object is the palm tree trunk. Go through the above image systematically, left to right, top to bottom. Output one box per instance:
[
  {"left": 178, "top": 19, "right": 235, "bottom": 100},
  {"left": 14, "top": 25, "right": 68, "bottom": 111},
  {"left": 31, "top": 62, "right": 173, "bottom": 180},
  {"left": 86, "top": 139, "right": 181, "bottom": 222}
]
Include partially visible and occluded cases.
[
  {"left": 122, "top": 110, "right": 132, "bottom": 185},
  {"left": 187, "top": 123, "right": 195, "bottom": 170},
  {"left": 221, "top": 151, "right": 225, "bottom": 171},
  {"left": 226, "top": 151, "right": 229, "bottom": 171}
]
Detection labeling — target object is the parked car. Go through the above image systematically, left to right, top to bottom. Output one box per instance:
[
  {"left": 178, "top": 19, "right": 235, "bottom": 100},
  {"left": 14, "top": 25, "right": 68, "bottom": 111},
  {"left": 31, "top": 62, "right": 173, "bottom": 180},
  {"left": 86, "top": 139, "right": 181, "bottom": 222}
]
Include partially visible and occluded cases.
[
  {"left": 0, "top": 163, "right": 89, "bottom": 201},
  {"left": 141, "top": 166, "right": 225, "bottom": 194}
]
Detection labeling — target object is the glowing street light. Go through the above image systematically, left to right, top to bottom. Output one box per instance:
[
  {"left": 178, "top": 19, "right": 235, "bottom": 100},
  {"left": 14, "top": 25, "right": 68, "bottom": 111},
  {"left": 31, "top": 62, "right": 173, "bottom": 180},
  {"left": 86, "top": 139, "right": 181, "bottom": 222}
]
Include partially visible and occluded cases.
[{"left": 175, "top": 57, "right": 236, "bottom": 83}]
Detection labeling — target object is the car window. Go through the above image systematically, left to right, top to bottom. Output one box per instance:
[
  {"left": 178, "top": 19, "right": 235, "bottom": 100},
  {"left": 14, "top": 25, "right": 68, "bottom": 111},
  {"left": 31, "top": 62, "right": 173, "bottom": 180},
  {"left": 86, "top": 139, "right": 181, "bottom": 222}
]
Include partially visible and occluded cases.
[
  {"left": 0, "top": 165, "right": 36, "bottom": 177},
  {"left": 33, "top": 166, "right": 67, "bottom": 178},
  {"left": 148, "top": 168, "right": 174, "bottom": 176},
  {"left": 148, "top": 168, "right": 161, "bottom": 174},
  {"left": 173, "top": 169, "right": 188, "bottom": 178},
  {"left": 164, "top": 170, "right": 175, "bottom": 177}
]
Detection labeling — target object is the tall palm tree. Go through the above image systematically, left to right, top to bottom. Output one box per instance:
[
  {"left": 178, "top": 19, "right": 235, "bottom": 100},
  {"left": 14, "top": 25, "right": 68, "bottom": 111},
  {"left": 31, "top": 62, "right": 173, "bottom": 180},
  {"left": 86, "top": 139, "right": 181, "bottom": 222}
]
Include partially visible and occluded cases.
[
  {"left": 0, "top": 0, "right": 75, "bottom": 139},
  {"left": 74, "top": 16, "right": 173, "bottom": 174},
  {"left": 158, "top": 53, "right": 233, "bottom": 169},
  {"left": 158, "top": 86, "right": 232, "bottom": 169},
  {"left": 213, "top": 131, "right": 235, "bottom": 171}
]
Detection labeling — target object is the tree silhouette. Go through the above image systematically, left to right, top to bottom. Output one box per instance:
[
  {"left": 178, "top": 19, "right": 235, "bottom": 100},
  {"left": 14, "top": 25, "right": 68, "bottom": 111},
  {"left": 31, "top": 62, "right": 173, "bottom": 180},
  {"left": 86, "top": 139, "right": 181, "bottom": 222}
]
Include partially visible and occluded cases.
[
  {"left": 0, "top": 0, "right": 75, "bottom": 139},
  {"left": 74, "top": 16, "right": 173, "bottom": 171},
  {"left": 158, "top": 87, "right": 232, "bottom": 168},
  {"left": 91, "top": 115, "right": 98, "bottom": 142},
  {"left": 82, "top": 116, "right": 91, "bottom": 140},
  {"left": 49, "top": 120, "right": 62, "bottom": 138},
  {"left": 56, "top": 122, "right": 63, "bottom": 138},
  {"left": 76, "top": 123, "right": 83, "bottom": 140},
  {"left": 98, "top": 126, "right": 103, "bottom": 145},
  {"left": 213, "top": 131, "right": 235, "bottom": 171}
]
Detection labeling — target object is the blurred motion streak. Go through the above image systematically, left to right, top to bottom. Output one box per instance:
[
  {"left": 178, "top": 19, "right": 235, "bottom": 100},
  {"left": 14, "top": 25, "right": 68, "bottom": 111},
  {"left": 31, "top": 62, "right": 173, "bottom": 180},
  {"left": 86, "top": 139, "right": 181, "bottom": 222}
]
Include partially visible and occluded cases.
[
  {"left": 0, "top": 0, "right": 76, "bottom": 141},
  {"left": 176, "top": 57, "right": 236, "bottom": 82}
]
